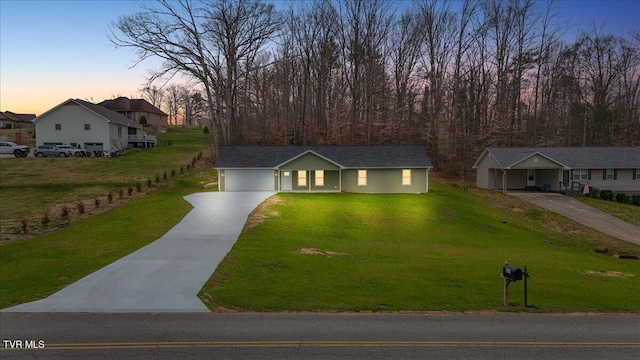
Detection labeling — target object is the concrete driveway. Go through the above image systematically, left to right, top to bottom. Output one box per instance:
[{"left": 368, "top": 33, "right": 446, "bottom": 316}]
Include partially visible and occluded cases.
[
  {"left": 3, "top": 192, "right": 274, "bottom": 313},
  {"left": 510, "top": 192, "right": 640, "bottom": 246}
]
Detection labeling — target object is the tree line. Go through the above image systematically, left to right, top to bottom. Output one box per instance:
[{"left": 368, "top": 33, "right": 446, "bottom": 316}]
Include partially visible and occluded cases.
[{"left": 110, "top": 0, "right": 640, "bottom": 175}]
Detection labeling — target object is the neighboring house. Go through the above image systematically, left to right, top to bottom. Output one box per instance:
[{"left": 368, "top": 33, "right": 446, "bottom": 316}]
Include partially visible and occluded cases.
[
  {"left": 99, "top": 97, "right": 168, "bottom": 133},
  {"left": 33, "top": 98, "right": 156, "bottom": 154},
  {"left": 0, "top": 111, "right": 35, "bottom": 129},
  {"left": 215, "top": 146, "right": 433, "bottom": 193},
  {"left": 473, "top": 147, "right": 640, "bottom": 193}
]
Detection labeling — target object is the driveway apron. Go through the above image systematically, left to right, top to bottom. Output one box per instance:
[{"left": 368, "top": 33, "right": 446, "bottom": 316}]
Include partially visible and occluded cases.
[
  {"left": 3, "top": 192, "right": 274, "bottom": 313},
  {"left": 510, "top": 192, "right": 640, "bottom": 246}
]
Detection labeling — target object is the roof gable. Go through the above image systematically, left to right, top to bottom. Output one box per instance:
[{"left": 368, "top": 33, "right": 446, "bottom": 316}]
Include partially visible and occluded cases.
[
  {"left": 34, "top": 99, "right": 142, "bottom": 128},
  {"left": 215, "top": 146, "right": 432, "bottom": 169},
  {"left": 477, "top": 147, "right": 640, "bottom": 169}
]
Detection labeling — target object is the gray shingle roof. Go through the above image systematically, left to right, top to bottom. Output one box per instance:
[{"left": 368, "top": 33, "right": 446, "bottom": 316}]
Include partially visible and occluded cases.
[
  {"left": 74, "top": 99, "right": 142, "bottom": 128},
  {"left": 215, "top": 146, "right": 432, "bottom": 169},
  {"left": 484, "top": 147, "right": 640, "bottom": 169}
]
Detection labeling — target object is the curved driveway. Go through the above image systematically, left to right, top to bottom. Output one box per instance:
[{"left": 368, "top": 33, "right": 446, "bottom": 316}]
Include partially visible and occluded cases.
[{"left": 4, "top": 192, "right": 274, "bottom": 313}]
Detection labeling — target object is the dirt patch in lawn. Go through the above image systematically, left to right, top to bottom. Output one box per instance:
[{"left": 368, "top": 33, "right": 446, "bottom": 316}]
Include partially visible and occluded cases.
[
  {"left": 244, "top": 195, "right": 282, "bottom": 230},
  {"left": 297, "top": 248, "right": 350, "bottom": 256},
  {"left": 584, "top": 270, "right": 634, "bottom": 278}
]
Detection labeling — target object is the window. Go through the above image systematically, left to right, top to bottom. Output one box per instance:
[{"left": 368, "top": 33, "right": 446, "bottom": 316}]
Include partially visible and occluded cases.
[
  {"left": 55, "top": 124, "right": 61, "bottom": 131},
  {"left": 84, "top": 124, "right": 91, "bottom": 131},
  {"left": 118, "top": 126, "right": 122, "bottom": 138},
  {"left": 402, "top": 169, "right": 411, "bottom": 186},
  {"left": 572, "top": 169, "right": 588, "bottom": 181},
  {"left": 605, "top": 169, "right": 614, "bottom": 180},
  {"left": 634, "top": 169, "right": 640, "bottom": 180},
  {"left": 298, "top": 170, "right": 307, "bottom": 187},
  {"left": 315, "top": 170, "right": 324, "bottom": 187},
  {"left": 357, "top": 170, "right": 367, "bottom": 186},
  {"left": 283, "top": 171, "right": 290, "bottom": 177}
]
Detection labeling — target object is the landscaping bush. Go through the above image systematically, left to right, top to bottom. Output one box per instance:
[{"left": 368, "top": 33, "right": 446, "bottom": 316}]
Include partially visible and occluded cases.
[
  {"left": 203, "top": 126, "right": 209, "bottom": 134},
  {"left": 180, "top": 166, "right": 184, "bottom": 174},
  {"left": 171, "top": 169, "right": 177, "bottom": 177},
  {"left": 163, "top": 171, "right": 167, "bottom": 180},
  {"left": 155, "top": 174, "right": 160, "bottom": 183},
  {"left": 147, "top": 178, "right": 153, "bottom": 188},
  {"left": 136, "top": 182, "right": 142, "bottom": 192},
  {"left": 128, "top": 187, "right": 134, "bottom": 196},
  {"left": 590, "top": 187, "right": 600, "bottom": 199},
  {"left": 118, "top": 189, "right": 124, "bottom": 199},
  {"left": 600, "top": 190, "right": 613, "bottom": 201},
  {"left": 107, "top": 191, "right": 114, "bottom": 203},
  {"left": 615, "top": 193, "right": 629, "bottom": 204},
  {"left": 632, "top": 195, "right": 640, "bottom": 206},
  {"left": 94, "top": 198, "right": 101, "bottom": 209},
  {"left": 76, "top": 201, "right": 85, "bottom": 214},
  {"left": 60, "top": 206, "right": 69, "bottom": 219},
  {"left": 41, "top": 212, "right": 50, "bottom": 226},
  {"left": 21, "top": 218, "right": 28, "bottom": 234}
]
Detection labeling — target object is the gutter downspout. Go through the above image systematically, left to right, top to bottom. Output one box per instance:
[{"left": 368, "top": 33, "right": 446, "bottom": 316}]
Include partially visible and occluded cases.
[
  {"left": 426, "top": 168, "right": 429, "bottom": 193},
  {"left": 502, "top": 170, "right": 507, "bottom": 194}
]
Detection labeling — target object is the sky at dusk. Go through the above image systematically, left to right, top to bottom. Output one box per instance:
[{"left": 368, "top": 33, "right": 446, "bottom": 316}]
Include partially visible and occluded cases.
[{"left": 1, "top": 0, "right": 639, "bottom": 116}]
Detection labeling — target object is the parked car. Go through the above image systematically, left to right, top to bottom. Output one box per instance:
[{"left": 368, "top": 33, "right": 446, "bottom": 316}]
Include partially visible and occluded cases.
[
  {"left": 0, "top": 141, "right": 29, "bottom": 157},
  {"left": 55, "top": 144, "right": 88, "bottom": 157},
  {"left": 33, "top": 145, "right": 72, "bottom": 157}
]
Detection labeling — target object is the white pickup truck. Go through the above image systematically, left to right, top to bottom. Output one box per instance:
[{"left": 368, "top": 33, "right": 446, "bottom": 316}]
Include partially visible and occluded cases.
[{"left": 0, "top": 141, "right": 30, "bottom": 157}]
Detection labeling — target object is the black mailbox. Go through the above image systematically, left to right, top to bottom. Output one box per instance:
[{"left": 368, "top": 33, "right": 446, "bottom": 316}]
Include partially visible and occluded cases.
[{"left": 503, "top": 265, "right": 523, "bottom": 281}]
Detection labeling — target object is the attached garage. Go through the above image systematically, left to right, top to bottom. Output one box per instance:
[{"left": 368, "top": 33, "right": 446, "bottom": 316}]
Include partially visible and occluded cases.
[{"left": 222, "top": 169, "right": 275, "bottom": 191}]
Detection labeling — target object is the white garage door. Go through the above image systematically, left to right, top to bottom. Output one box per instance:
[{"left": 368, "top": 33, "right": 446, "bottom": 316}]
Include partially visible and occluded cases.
[{"left": 225, "top": 170, "right": 274, "bottom": 191}]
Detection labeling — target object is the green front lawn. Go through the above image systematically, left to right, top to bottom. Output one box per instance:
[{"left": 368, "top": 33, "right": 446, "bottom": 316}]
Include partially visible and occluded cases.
[{"left": 201, "top": 182, "right": 640, "bottom": 312}]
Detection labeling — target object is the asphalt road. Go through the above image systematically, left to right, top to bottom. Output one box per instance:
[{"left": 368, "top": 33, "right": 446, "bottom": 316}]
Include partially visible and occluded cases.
[{"left": 1, "top": 313, "right": 638, "bottom": 359}]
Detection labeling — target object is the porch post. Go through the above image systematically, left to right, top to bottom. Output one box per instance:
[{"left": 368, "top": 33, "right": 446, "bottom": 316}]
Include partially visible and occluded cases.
[
  {"left": 425, "top": 168, "right": 429, "bottom": 193},
  {"left": 339, "top": 169, "right": 342, "bottom": 192},
  {"left": 308, "top": 170, "right": 311, "bottom": 192},
  {"left": 502, "top": 170, "right": 507, "bottom": 194}
]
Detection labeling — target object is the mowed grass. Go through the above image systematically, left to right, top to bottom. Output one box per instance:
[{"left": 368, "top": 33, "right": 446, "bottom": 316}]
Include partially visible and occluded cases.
[
  {"left": 0, "top": 126, "right": 213, "bottom": 222},
  {"left": 0, "top": 168, "right": 217, "bottom": 309},
  {"left": 201, "top": 181, "right": 640, "bottom": 312},
  {"left": 577, "top": 198, "right": 640, "bottom": 226}
]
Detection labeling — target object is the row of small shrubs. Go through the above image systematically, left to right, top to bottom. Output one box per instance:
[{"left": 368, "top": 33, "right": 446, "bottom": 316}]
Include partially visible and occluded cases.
[
  {"left": 19, "top": 151, "right": 206, "bottom": 235},
  {"left": 588, "top": 187, "right": 640, "bottom": 206}
]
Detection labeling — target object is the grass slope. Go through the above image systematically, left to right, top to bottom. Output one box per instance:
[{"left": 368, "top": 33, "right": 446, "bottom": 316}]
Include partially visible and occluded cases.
[
  {"left": 0, "top": 169, "right": 216, "bottom": 309},
  {"left": 201, "top": 182, "right": 640, "bottom": 313},
  {"left": 577, "top": 198, "right": 640, "bottom": 226}
]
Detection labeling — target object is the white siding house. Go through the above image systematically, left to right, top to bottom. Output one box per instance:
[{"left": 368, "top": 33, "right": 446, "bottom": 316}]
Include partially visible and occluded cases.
[{"left": 33, "top": 99, "right": 151, "bottom": 154}]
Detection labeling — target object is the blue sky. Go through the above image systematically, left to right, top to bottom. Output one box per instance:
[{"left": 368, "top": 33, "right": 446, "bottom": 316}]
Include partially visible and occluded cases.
[{"left": 1, "top": 0, "right": 638, "bottom": 115}]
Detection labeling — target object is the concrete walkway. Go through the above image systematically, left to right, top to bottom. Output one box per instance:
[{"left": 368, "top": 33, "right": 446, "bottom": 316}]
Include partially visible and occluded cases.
[
  {"left": 3, "top": 192, "right": 274, "bottom": 313},
  {"left": 510, "top": 192, "right": 640, "bottom": 246}
]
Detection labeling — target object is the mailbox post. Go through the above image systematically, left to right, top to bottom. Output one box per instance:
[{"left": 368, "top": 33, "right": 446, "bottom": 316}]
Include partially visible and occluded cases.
[{"left": 501, "top": 262, "right": 523, "bottom": 306}]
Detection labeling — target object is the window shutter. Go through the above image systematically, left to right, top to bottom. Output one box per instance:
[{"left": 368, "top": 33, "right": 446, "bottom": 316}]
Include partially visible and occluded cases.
[
  {"left": 588, "top": 169, "right": 591, "bottom": 180},
  {"left": 614, "top": 169, "right": 617, "bottom": 180},
  {"left": 634, "top": 169, "right": 637, "bottom": 179},
  {"left": 603, "top": 170, "right": 606, "bottom": 180}
]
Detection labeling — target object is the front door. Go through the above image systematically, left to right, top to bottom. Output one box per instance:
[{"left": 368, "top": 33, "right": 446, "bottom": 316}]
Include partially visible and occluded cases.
[
  {"left": 527, "top": 169, "right": 536, "bottom": 187},
  {"left": 562, "top": 170, "right": 570, "bottom": 189},
  {"left": 281, "top": 171, "right": 292, "bottom": 191}
]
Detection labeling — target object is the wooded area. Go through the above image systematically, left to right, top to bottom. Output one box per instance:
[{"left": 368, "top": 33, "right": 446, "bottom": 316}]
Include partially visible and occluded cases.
[{"left": 110, "top": 0, "right": 640, "bottom": 175}]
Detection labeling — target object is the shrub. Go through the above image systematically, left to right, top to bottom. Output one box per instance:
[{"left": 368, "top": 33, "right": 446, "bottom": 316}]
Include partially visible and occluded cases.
[
  {"left": 203, "top": 126, "right": 209, "bottom": 134},
  {"left": 198, "top": 151, "right": 203, "bottom": 160},
  {"left": 191, "top": 156, "right": 197, "bottom": 167},
  {"left": 186, "top": 164, "right": 191, "bottom": 171},
  {"left": 180, "top": 166, "right": 184, "bottom": 174},
  {"left": 171, "top": 169, "right": 177, "bottom": 177},
  {"left": 163, "top": 171, "right": 167, "bottom": 180},
  {"left": 156, "top": 174, "right": 160, "bottom": 183},
  {"left": 147, "top": 178, "right": 153, "bottom": 188},
  {"left": 136, "top": 182, "right": 142, "bottom": 192},
  {"left": 128, "top": 187, "right": 134, "bottom": 196},
  {"left": 590, "top": 187, "right": 600, "bottom": 199},
  {"left": 118, "top": 189, "right": 124, "bottom": 199},
  {"left": 600, "top": 190, "right": 613, "bottom": 201},
  {"left": 107, "top": 191, "right": 114, "bottom": 203},
  {"left": 615, "top": 193, "right": 629, "bottom": 204},
  {"left": 632, "top": 195, "right": 640, "bottom": 206},
  {"left": 94, "top": 198, "right": 101, "bottom": 208},
  {"left": 76, "top": 201, "right": 85, "bottom": 214},
  {"left": 61, "top": 206, "right": 69, "bottom": 219},
  {"left": 41, "top": 212, "right": 50, "bottom": 226},
  {"left": 21, "top": 218, "right": 28, "bottom": 234}
]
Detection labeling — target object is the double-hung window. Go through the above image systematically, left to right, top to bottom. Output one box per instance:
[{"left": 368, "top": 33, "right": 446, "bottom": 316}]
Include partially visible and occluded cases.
[
  {"left": 55, "top": 124, "right": 61, "bottom": 131},
  {"left": 402, "top": 169, "right": 411, "bottom": 186},
  {"left": 572, "top": 169, "right": 588, "bottom": 181},
  {"left": 604, "top": 169, "right": 616, "bottom": 180},
  {"left": 634, "top": 169, "right": 640, "bottom": 180},
  {"left": 298, "top": 170, "right": 307, "bottom": 187},
  {"left": 315, "top": 170, "right": 324, "bottom": 187},
  {"left": 357, "top": 170, "right": 367, "bottom": 186}
]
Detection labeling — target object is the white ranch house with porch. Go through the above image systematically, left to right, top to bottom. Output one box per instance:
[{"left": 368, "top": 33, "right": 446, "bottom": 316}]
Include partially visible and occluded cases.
[
  {"left": 215, "top": 146, "right": 433, "bottom": 193},
  {"left": 473, "top": 147, "right": 640, "bottom": 193}
]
